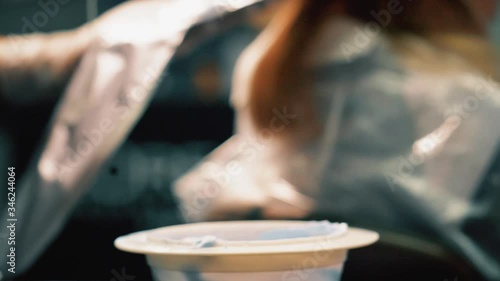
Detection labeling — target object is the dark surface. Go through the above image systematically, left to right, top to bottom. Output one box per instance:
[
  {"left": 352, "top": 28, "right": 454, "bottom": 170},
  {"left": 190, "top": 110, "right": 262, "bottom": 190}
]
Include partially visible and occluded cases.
[
  {"left": 17, "top": 217, "right": 155, "bottom": 281},
  {"left": 342, "top": 241, "right": 484, "bottom": 281}
]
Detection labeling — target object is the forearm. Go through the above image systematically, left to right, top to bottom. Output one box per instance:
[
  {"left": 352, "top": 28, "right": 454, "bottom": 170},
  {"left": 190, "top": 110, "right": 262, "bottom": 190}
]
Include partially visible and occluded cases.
[{"left": 0, "top": 27, "right": 94, "bottom": 104}]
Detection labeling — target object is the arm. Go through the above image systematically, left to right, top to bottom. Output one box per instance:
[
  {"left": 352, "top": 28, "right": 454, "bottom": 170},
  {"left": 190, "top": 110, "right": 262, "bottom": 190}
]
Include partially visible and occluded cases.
[{"left": 0, "top": 27, "right": 94, "bottom": 105}]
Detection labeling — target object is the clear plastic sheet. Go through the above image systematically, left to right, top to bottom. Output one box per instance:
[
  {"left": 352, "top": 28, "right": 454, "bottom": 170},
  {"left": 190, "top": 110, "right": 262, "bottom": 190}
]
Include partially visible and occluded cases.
[{"left": 0, "top": 0, "right": 263, "bottom": 274}]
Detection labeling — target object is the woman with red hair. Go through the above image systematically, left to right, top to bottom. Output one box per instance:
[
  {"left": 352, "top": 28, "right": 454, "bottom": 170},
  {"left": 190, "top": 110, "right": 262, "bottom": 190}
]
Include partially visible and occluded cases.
[{"left": 176, "top": 0, "right": 500, "bottom": 279}]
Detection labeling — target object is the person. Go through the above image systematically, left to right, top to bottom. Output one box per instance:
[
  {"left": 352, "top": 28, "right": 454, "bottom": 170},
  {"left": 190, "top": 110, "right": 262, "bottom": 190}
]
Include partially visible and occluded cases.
[{"left": 174, "top": 0, "right": 500, "bottom": 280}]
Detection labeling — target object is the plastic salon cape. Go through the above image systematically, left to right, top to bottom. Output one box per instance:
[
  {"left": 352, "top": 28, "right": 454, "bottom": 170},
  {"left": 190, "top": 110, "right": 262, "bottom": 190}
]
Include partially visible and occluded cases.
[
  {"left": 0, "top": 0, "right": 263, "bottom": 275},
  {"left": 1, "top": 1, "right": 500, "bottom": 280}
]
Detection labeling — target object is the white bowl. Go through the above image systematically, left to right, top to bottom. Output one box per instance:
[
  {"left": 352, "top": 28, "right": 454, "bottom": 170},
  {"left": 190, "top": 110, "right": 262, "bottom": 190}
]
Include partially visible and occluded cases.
[{"left": 115, "top": 221, "right": 379, "bottom": 281}]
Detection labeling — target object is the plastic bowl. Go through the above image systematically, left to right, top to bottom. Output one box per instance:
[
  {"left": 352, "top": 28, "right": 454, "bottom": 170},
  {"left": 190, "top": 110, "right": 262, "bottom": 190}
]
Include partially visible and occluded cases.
[{"left": 114, "top": 221, "right": 379, "bottom": 281}]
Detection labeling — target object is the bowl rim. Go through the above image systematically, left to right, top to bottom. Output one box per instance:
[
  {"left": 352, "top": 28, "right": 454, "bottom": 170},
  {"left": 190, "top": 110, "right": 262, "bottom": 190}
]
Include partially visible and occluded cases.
[{"left": 114, "top": 220, "right": 379, "bottom": 256}]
